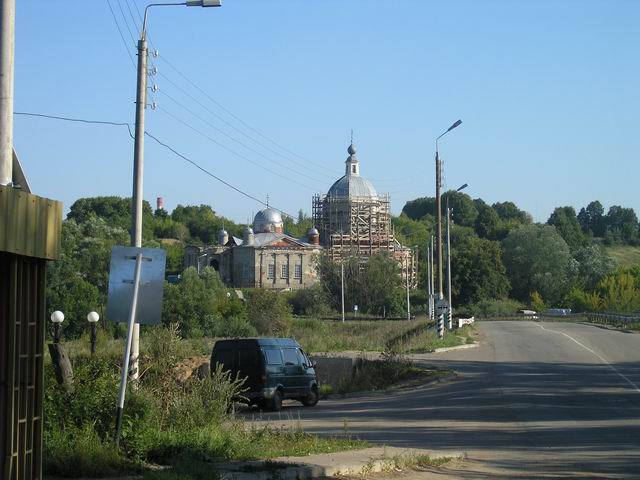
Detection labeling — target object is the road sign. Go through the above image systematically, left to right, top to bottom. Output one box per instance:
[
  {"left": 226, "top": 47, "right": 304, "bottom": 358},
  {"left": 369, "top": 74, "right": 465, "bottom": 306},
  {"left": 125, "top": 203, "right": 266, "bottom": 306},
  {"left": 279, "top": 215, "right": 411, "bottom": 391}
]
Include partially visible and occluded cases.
[
  {"left": 107, "top": 246, "right": 166, "bottom": 325},
  {"left": 436, "top": 298, "right": 449, "bottom": 315}
]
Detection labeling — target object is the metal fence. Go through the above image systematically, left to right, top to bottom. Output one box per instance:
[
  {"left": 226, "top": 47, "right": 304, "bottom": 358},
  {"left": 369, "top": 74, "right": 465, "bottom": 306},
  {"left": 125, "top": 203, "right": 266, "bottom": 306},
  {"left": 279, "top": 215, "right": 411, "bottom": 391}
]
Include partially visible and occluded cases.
[{"left": 476, "top": 312, "right": 640, "bottom": 328}]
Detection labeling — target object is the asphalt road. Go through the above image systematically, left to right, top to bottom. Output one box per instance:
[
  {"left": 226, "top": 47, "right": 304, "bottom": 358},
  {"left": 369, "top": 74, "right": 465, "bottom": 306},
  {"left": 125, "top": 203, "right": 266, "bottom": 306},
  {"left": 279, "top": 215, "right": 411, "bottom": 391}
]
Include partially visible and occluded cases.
[{"left": 245, "top": 321, "right": 640, "bottom": 479}]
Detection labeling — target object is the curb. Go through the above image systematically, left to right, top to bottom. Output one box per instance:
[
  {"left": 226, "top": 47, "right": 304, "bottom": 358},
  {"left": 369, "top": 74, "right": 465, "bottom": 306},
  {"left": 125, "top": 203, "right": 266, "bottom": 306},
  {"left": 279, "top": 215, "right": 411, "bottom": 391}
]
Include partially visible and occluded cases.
[
  {"left": 431, "top": 341, "right": 479, "bottom": 353},
  {"left": 216, "top": 447, "right": 465, "bottom": 479}
]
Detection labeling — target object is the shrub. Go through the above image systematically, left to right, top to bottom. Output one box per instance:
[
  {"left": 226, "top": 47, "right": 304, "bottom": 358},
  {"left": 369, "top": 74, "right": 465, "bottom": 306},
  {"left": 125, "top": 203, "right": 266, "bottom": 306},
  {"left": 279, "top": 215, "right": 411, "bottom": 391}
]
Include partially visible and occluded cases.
[
  {"left": 287, "top": 285, "right": 332, "bottom": 317},
  {"left": 246, "top": 289, "right": 293, "bottom": 336},
  {"left": 466, "top": 298, "right": 525, "bottom": 316}
]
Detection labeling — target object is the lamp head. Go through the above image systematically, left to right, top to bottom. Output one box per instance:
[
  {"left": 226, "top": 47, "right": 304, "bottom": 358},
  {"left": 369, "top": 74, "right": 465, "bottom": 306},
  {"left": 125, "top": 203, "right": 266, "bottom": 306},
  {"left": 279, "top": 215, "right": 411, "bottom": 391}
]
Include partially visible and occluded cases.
[
  {"left": 186, "top": 0, "right": 222, "bottom": 6},
  {"left": 448, "top": 119, "right": 462, "bottom": 132},
  {"left": 456, "top": 183, "right": 468, "bottom": 192},
  {"left": 50, "top": 311, "right": 64, "bottom": 324},
  {"left": 87, "top": 311, "right": 100, "bottom": 323}
]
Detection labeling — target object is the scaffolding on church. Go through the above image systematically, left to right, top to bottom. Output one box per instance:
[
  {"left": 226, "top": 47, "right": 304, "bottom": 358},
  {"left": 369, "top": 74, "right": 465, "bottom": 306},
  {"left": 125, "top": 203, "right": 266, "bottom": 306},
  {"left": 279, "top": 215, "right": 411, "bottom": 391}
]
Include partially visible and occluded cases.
[{"left": 312, "top": 193, "right": 417, "bottom": 288}]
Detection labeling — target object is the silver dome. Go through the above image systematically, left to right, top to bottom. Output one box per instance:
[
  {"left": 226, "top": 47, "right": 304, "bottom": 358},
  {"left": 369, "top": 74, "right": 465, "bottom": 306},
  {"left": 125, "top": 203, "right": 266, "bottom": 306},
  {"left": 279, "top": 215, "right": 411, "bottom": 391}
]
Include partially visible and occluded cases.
[
  {"left": 327, "top": 175, "right": 377, "bottom": 198},
  {"left": 253, "top": 207, "right": 283, "bottom": 233},
  {"left": 308, "top": 227, "right": 319, "bottom": 236}
]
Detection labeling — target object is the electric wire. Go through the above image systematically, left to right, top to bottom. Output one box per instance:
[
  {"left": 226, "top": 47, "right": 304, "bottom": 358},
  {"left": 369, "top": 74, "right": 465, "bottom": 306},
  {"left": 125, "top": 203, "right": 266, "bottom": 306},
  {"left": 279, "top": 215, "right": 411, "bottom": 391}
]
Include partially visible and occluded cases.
[
  {"left": 106, "top": 0, "right": 136, "bottom": 68},
  {"left": 115, "top": 0, "right": 138, "bottom": 48},
  {"left": 157, "top": 55, "right": 335, "bottom": 175},
  {"left": 157, "top": 71, "right": 335, "bottom": 181},
  {"left": 158, "top": 89, "right": 328, "bottom": 186},
  {"left": 156, "top": 105, "right": 320, "bottom": 191},
  {"left": 13, "top": 110, "right": 294, "bottom": 219}
]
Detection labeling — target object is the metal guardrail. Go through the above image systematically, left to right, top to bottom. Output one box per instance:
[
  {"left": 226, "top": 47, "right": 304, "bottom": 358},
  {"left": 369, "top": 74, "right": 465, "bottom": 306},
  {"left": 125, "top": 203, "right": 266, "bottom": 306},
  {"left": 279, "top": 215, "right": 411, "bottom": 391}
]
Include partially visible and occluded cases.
[{"left": 476, "top": 312, "right": 640, "bottom": 328}]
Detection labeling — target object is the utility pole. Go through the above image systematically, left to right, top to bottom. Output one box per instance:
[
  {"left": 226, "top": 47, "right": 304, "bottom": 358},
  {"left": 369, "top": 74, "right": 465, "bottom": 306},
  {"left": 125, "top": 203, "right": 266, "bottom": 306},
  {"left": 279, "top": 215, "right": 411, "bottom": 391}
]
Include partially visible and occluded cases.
[
  {"left": 0, "top": 0, "right": 15, "bottom": 186},
  {"left": 129, "top": 25, "right": 149, "bottom": 383},
  {"left": 446, "top": 205, "right": 452, "bottom": 330},
  {"left": 430, "top": 235, "right": 435, "bottom": 319},
  {"left": 426, "top": 241, "right": 432, "bottom": 319},
  {"left": 406, "top": 256, "right": 410, "bottom": 321},
  {"left": 341, "top": 261, "right": 345, "bottom": 322}
]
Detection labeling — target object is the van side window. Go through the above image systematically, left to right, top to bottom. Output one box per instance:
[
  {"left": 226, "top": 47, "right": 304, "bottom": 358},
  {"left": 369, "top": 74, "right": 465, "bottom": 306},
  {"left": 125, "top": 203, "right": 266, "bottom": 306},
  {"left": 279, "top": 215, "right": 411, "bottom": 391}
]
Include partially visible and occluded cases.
[
  {"left": 282, "top": 348, "right": 299, "bottom": 366},
  {"left": 238, "top": 349, "right": 259, "bottom": 367},
  {"left": 264, "top": 349, "right": 283, "bottom": 365},
  {"left": 297, "top": 349, "right": 307, "bottom": 366},
  {"left": 213, "top": 350, "right": 234, "bottom": 369}
]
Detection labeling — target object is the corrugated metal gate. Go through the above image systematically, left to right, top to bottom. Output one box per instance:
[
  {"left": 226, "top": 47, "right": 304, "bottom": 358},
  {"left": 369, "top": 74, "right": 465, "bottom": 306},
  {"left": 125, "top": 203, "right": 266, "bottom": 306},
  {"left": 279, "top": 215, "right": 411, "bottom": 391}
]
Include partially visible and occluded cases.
[
  {"left": 1, "top": 185, "right": 61, "bottom": 480},
  {"left": 0, "top": 253, "right": 46, "bottom": 480}
]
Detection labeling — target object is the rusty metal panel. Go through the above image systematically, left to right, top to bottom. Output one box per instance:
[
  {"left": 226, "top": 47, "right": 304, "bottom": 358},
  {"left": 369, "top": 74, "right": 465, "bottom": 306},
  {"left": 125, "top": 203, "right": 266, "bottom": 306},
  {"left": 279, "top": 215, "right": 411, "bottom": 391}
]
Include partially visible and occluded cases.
[
  {"left": 0, "top": 186, "right": 62, "bottom": 260},
  {"left": 0, "top": 253, "right": 46, "bottom": 480}
]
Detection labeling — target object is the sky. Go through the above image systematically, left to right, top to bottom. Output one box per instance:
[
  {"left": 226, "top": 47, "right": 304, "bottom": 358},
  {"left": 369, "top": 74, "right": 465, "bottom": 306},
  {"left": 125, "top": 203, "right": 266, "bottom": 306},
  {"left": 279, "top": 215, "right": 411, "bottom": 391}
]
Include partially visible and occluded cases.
[{"left": 12, "top": 0, "right": 640, "bottom": 224}]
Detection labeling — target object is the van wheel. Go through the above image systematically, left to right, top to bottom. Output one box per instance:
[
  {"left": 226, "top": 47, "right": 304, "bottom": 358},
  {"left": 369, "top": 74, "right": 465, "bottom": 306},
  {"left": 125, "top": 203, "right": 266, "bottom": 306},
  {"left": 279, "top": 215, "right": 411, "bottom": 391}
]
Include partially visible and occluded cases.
[
  {"left": 301, "top": 386, "right": 319, "bottom": 407},
  {"left": 270, "top": 390, "right": 283, "bottom": 411}
]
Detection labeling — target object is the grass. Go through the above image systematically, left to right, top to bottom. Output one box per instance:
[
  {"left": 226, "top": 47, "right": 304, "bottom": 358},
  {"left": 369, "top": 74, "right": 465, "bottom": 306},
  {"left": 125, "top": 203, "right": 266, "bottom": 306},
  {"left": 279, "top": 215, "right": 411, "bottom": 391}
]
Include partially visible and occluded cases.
[
  {"left": 605, "top": 245, "right": 640, "bottom": 268},
  {"left": 401, "top": 325, "right": 476, "bottom": 353}
]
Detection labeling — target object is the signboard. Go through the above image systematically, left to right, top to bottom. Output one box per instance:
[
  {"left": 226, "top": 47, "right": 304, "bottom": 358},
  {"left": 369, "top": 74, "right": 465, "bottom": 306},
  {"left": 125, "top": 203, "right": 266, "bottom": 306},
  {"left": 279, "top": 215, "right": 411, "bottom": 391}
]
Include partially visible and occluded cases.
[
  {"left": 107, "top": 246, "right": 166, "bottom": 325},
  {"left": 435, "top": 298, "right": 449, "bottom": 315},
  {"left": 458, "top": 317, "right": 475, "bottom": 328}
]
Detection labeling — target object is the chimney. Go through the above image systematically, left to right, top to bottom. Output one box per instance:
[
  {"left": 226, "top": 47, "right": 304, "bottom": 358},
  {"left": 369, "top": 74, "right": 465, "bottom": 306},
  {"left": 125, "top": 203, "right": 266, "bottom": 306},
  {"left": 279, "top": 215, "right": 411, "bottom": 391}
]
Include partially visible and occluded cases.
[{"left": 156, "top": 196, "right": 164, "bottom": 211}]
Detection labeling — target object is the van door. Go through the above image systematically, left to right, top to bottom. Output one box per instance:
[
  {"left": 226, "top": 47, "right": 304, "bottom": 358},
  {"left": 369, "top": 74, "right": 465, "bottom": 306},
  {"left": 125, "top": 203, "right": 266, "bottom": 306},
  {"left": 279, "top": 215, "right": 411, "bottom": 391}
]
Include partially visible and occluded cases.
[
  {"left": 282, "top": 347, "right": 304, "bottom": 396},
  {"left": 262, "top": 348, "right": 285, "bottom": 391}
]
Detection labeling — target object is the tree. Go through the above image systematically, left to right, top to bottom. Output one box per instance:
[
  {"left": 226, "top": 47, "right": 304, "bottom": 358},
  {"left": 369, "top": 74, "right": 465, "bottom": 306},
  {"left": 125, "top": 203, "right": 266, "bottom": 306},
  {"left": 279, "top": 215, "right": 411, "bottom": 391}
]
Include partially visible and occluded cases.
[
  {"left": 441, "top": 191, "right": 478, "bottom": 228},
  {"left": 68, "top": 196, "right": 155, "bottom": 240},
  {"left": 402, "top": 197, "right": 436, "bottom": 220},
  {"left": 474, "top": 200, "right": 501, "bottom": 240},
  {"left": 492, "top": 201, "right": 531, "bottom": 224},
  {"left": 577, "top": 201, "right": 605, "bottom": 236},
  {"left": 171, "top": 204, "right": 241, "bottom": 244},
  {"left": 547, "top": 206, "right": 585, "bottom": 251},
  {"left": 605, "top": 206, "right": 639, "bottom": 244},
  {"left": 283, "top": 209, "right": 314, "bottom": 238},
  {"left": 501, "top": 225, "right": 577, "bottom": 305},
  {"left": 450, "top": 233, "right": 510, "bottom": 305},
  {"left": 573, "top": 244, "right": 615, "bottom": 291},
  {"left": 317, "top": 253, "right": 404, "bottom": 316},
  {"left": 245, "top": 289, "right": 293, "bottom": 335}
]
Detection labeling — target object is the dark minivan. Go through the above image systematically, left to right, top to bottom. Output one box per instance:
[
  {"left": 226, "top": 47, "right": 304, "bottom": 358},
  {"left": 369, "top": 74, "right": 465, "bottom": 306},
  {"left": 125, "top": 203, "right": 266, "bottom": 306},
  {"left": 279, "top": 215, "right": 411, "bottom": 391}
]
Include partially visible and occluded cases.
[{"left": 210, "top": 338, "right": 318, "bottom": 411}]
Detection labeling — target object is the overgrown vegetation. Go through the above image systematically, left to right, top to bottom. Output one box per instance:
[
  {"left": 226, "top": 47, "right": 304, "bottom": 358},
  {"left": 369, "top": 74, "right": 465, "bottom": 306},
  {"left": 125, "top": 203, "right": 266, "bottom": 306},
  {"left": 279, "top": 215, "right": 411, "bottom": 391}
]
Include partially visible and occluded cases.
[{"left": 44, "top": 326, "right": 366, "bottom": 478}]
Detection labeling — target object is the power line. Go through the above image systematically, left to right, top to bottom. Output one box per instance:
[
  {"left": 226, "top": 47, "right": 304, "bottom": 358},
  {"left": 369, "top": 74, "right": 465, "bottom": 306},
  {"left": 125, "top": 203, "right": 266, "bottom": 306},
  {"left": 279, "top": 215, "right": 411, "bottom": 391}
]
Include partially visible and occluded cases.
[
  {"left": 106, "top": 0, "right": 136, "bottom": 69},
  {"left": 115, "top": 0, "right": 138, "bottom": 48},
  {"left": 158, "top": 55, "right": 334, "bottom": 174},
  {"left": 157, "top": 71, "right": 335, "bottom": 181},
  {"left": 158, "top": 89, "right": 328, "bottom": 185},
  {"left": 156, "top": 105, "right": 320, "bottom": 191},
  {"left": 13, "top": 110, "right": 294, "bottom": 219}
]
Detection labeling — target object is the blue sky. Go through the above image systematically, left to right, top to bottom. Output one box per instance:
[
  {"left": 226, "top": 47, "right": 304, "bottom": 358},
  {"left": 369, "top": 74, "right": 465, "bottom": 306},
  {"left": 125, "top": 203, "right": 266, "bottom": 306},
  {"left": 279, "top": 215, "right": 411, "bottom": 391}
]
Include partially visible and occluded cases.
[{"left": 12, "top": 0, "right": 640, "bottom": 223}]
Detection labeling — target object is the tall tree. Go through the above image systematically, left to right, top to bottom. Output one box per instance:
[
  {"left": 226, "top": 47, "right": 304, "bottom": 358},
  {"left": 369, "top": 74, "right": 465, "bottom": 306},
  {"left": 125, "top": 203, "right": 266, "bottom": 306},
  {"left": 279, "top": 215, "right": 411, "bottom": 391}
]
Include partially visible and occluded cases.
[
  {"left": 474, "top": 200, "right": 501, "bottom": 240},
  {"left": 577, "top": 200, "right": 605, "bottom": 236},
  {"left": 547, "top": 206, "right": 585, "bottom": 251},
  {"left": 605, "top": 206, "right": 639, "bottom": 244},
  {"left": 502, "top": 225, "right": 577, "bottom": 305}
]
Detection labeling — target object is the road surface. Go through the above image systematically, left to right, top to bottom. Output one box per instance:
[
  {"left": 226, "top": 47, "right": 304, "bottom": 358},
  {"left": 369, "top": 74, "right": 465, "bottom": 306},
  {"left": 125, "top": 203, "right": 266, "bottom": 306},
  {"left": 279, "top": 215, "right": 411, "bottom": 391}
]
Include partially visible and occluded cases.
[{"left": 245, "top": 321, "right": 640, "bottom": 479}]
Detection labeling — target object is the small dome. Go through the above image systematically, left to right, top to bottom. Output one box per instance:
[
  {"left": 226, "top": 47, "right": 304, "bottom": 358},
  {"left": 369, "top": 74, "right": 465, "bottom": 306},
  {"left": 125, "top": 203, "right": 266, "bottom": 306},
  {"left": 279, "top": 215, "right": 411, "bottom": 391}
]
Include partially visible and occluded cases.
[
  {"left": 347, "top": 143, "right": 356, "bottom": 155},
  {"left": 253, "top": 207, "right": 283, "bottom": 233},
  {"left": 244, "top": 226, "right": 254, "bottom": 234},
  {"left": 308, "top": 227, "right": 319, "bottom": 236}
]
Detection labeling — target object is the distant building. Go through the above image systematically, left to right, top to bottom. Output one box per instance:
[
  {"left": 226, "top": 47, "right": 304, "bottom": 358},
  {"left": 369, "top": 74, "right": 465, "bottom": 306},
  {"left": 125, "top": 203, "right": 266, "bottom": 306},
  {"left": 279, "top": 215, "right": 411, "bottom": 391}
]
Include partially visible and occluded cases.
[
  {"left": 185, "top": 140, "right": 415, "bottom": 290},
  {"left": 313, "top": 142, "right": 416, "bottom": 287},
  {"left": 184, "top": 207, "right": 321, "bottom": 290}
]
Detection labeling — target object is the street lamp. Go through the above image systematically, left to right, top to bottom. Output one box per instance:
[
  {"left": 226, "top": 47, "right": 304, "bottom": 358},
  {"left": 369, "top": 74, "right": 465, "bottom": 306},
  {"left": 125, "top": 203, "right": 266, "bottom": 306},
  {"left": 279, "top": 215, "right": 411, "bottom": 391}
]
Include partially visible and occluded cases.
[
  {"left": 117, "top": 0, "right": 222, "bottom": 448},
  {"left": 434, "top": 119, "right": 462, "bottom": 339},
  {"left": 446, "top": 183, "right": 468, "bottom": 330},
  {"left": 50, "top": 311, "right": 64, "bottom": 343},
  {"left": 87, "top": 311, "right": 100, "bottom": 355}
]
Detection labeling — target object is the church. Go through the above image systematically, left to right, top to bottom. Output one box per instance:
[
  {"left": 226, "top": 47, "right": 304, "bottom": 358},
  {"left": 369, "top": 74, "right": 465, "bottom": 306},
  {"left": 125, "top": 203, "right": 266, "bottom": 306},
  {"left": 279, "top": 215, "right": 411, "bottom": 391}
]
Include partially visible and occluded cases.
[{"left": 184, "top": 141, "right": 416, "bottom": 290}]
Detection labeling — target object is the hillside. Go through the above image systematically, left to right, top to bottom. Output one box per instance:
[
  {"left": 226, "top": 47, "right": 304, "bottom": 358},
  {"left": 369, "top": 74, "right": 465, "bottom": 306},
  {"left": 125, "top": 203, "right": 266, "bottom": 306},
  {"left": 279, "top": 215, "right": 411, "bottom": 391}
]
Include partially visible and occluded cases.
[{"left": 605, "top": 245, "right": 640, "bottom": 269}]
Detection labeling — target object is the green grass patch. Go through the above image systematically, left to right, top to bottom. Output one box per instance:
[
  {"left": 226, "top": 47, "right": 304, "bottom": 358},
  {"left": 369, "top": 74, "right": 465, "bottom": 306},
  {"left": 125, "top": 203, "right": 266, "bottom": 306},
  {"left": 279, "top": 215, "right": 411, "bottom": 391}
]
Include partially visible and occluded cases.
[
  {"left": 605, "top": 245, "right": 640, "bottom": 268},
  {"left": 291, "top": 317, "right": 430, "bottom": 353},
  {"left": 402, "top": 325, "right": 476, "bottom": 353}
]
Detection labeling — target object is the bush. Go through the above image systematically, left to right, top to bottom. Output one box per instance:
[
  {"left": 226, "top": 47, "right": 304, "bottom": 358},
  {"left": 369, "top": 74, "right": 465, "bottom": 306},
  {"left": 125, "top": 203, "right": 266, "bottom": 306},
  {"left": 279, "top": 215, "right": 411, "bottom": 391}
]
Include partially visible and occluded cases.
[
  {"left": 287, "top": 285, "right": 332, "bottom": 317},
  {"left": 246, "top": 289, "right": 293, "bottom": 336},
  {"left": 465, "top": 298, "right": 525, "bottom": 316}
]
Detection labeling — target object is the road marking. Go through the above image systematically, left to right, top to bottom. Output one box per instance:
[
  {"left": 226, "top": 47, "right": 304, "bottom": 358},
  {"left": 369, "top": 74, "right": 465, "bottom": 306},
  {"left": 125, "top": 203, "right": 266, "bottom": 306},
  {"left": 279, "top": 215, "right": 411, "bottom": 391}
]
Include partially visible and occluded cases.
[{"left": 537, "top": 323, "right": 640, "bottom": 393}]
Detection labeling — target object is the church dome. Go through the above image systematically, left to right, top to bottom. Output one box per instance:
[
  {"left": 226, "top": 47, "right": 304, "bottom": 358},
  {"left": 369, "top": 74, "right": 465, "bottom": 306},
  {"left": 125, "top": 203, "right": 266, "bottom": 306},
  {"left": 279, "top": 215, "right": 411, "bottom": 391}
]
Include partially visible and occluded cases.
[
  {"left": 327, "top": 142, "right": 377, "bottom": 199},
  {"left": 253, "top": 207, "right": 284, "bottom": 233}
]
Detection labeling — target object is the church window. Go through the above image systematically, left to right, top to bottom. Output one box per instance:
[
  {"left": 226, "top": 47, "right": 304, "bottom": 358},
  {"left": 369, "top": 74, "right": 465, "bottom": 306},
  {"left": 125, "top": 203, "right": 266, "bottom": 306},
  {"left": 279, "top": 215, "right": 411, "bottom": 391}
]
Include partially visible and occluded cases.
[
  {"left": 267, "top": 264, "right": 275, "bottom": 279},
  {"left": 281, "top": 264, "right": 289, "bottom": 279},
  {"left": 294, "top": 264, "right": 302, "bottom": 279}
]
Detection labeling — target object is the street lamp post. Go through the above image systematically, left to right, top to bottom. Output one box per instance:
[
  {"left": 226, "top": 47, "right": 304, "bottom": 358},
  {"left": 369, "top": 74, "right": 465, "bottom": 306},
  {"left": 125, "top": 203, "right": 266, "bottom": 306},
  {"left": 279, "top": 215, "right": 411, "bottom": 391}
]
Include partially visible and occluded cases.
[
  {"left": 129, "top": 0, "right": 222, "bottom": 383},
  {"left": 435, "top": 119, "right": 462, "bottom": 338},
  {"left": 446, "top": 184, "right": 468, "bottom": 330},
  {"left": 50, "top": 310, "right": 64, "bottom": 343},
  {"left": 87, "top": 311, "right": 100, "bottom": 355}
]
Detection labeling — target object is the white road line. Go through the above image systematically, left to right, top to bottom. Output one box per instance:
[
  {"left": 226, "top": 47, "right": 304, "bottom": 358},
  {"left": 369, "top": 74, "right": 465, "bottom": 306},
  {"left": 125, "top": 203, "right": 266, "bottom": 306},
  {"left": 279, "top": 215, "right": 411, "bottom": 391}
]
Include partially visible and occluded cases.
[{"left": 537, "top": 323, "right": 640, "bottom": 393}]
